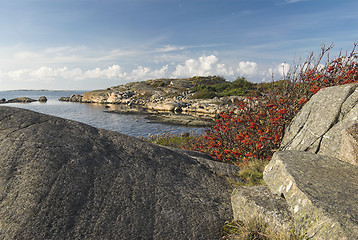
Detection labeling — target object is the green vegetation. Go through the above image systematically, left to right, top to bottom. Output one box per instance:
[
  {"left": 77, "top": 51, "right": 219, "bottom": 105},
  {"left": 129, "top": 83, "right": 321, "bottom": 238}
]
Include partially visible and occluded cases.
[
  {"left": 191, "top": 76, "right": 257, "bottom": 99},
  {"left": 150, "top": 81, "right": 166, "bottom": 87},
  {"left": 145, "top": 132, "right": 195, "bottom": 149},
  {"left": 236, "top": 159, "right": 267, "bottom": 186}
]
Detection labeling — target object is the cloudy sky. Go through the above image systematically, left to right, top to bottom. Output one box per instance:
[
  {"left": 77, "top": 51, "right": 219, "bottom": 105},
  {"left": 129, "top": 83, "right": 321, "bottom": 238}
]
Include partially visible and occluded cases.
[{"left": 0, "top": 0, "right": 357, "bottom": 90}]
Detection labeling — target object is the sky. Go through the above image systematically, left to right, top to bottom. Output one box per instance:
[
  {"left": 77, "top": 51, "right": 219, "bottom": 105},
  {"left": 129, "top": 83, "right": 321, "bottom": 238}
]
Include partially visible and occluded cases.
[{"left": 0, "top": 0, "right": 357, "bottom": 90}]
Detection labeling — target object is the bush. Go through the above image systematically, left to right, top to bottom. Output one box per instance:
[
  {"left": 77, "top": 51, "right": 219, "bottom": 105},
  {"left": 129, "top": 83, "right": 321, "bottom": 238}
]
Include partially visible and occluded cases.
[
  {"left": 185, "top": 42, "right": 358, "bottom": 165},
  {"left": 190, "top": 76, "right": 257, "bottom": 99},
  {"left": 233, "top": 76, "right": 256, "bottom": 89},
  {"left": 151, "top": 81, "right": 166, "bottom": 87},
  {"left": 222, "top": 88, "right": 249, "bottom": 96},
  {"left": 192, "top": 89, "right": 217, "bottom": 99}
]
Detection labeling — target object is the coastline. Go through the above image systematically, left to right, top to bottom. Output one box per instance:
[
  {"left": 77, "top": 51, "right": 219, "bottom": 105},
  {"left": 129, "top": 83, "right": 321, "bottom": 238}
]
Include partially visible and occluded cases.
[{"left": 105, "top": 107, "right": 214, "bottom": 127}]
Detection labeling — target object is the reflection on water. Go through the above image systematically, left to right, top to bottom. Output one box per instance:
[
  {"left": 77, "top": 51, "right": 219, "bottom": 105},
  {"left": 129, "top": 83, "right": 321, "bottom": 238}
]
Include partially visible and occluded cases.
[{"left": 0, "top": 90, "right": 203, "bottom": 138}]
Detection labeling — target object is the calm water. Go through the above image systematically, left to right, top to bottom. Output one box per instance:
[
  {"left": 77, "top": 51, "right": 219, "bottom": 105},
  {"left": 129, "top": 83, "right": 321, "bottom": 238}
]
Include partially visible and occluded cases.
[{"left": 0, "top": 90, "right": 203, "bottom": 138}]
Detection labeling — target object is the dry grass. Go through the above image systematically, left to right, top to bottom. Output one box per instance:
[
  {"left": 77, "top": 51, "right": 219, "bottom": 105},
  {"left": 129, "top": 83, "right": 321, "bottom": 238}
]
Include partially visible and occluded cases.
[{"left": 222, "top": 217, "right": 307, "bottom": 240}]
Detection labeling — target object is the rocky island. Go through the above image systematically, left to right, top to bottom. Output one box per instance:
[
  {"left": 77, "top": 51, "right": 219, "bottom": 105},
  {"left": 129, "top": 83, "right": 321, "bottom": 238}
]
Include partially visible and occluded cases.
[
  {"left": 59, "top": 76, "right": 247, "bottom": 127},
  {"left": 0, "top": 96, "right": 47, "bottom": 103}
]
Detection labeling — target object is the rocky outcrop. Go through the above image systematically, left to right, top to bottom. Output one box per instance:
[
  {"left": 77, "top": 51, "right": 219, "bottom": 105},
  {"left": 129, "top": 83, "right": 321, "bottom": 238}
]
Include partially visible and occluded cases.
[
  {"left": 80, "top": 76, "right": 226, "bottom": 104},
  {"left": 58, "top": 77, "right": 246, "bottom": 126},
  {"left": 67, "top": 77, "right": 238, "bottom": 114},
  {"left": 280, "top": 83, "right": 358, "bottom": 159},
  {"left": 59, "top": 94, "right": 83, "bottom": 102},
  {"left": 38, "top": 96, "right": 47, "bottom": 102},
  {"left": 7, "top": 97, "right": 37, "bottom": 103},
  {"left": 146, "top": 101, "right": 180, "bottom": 112},
  {"left": 0, "top": 106, "right": 234, "bottom": 239},
  {"left": 264, "top": 151, "right": 358, "bottom": 240}
]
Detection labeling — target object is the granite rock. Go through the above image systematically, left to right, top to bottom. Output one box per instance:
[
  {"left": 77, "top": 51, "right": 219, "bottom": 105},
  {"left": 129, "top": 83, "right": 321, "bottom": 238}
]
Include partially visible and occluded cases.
[
  {"left": 280, "top": 84, "right": 358, "bottom": 160},
  {"left": 0, "top": 106, "right": 233, "bottom": 240},
  {"left": 340, "top": 123, "right": 358, "bottom": 165},
  {"left": 264, "top": 150, "right": 358, "bottom": 240},
  {"left": 231, "top": 185, "right": 293, "bottom": 236}
]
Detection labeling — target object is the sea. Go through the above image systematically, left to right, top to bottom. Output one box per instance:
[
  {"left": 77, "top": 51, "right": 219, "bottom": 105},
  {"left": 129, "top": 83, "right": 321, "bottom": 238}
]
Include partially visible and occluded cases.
[{"left": 0, "top": 90, "right": 203, "bottom": 138}]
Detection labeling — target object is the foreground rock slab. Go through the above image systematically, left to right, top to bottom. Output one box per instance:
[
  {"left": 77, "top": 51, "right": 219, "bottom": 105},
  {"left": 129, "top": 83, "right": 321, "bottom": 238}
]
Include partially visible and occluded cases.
[
  {"left": 0, "top": 106, "right": 233, "bottom": 239},
  {"left": 264, "top": 151, "right": 358, "bottom": 240},
  {"left": 231, "top": 185, "right": 293, "bottom": 236}
]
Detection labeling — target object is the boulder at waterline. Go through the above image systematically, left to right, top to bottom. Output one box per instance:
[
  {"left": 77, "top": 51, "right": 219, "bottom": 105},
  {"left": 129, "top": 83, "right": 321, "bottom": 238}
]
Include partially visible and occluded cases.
[
  {"left": 38, "top": 96, "right": 48, "bottom": 102},
  {"left": 7, "top": 97, "right": 37, "bottom": 103},
  {"left": 0, "top": 106, "right": 233, "bottom": 240},
  {"left": 264, "top": 150, "right": 358, "bottom": 240}
]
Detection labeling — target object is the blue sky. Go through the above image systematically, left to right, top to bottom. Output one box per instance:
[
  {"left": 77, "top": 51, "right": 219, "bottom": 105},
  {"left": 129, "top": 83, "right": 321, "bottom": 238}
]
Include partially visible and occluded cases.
[{"left": 0, "top": 0, "right": 357, "bottom": 90}]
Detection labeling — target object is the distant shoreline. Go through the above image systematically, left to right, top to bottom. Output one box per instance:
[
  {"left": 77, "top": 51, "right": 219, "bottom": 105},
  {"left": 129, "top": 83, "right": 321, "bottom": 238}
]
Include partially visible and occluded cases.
[{"left": 1, "top": 89, "right": 88, "bottom": 92}]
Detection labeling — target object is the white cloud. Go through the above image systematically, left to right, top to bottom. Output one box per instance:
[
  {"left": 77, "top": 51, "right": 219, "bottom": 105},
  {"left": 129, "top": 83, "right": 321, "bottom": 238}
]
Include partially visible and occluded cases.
[
  {"left": 155, "top": 45, "right": 185, "bottom": 53},
  {"left": 0, "top": 50, "right": 296, "bottom": 90},
  {"left": 171, "top": 55, "right": 222, "bottom": 77},
  {"left": 171, "top": 55, "right": 262, "bottom": 80},
  {"left": 237, "top": 61, "right": 258, "bottom": 76},
  {"left": 216, "top": 63, "right": 235, "bottom": 76},
  {"left": 1, "top": 65, "right": 128, "bottom": 85},
  {"left": 84, "top": 65, "right": 126, "bottom": 80},
  {"left": 128, "top": 65, "right": 169, "bottom": 81},
  {"left": 151, "top": 65, "right": 169, "bottom": 78},
  {"left": 130, "top": 66, "right": 151, "bottom": 80}
]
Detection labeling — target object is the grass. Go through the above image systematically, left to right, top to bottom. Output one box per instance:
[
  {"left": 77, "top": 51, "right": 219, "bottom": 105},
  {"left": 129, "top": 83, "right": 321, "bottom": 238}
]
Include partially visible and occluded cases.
[
  {"left": 145, "top": 132, "right": 195, "bottom": 149},
  {"left": 236, "top": 159, "right": 267, "bottom": 186},
  {"left": 222, "top": 217, "right": 306, "bottom": 240}
]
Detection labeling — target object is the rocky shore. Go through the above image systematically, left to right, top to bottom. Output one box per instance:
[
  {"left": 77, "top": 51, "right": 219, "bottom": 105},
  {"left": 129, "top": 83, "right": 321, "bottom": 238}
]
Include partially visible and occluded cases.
[
  {"left": 59, "top": 76, "right": 245, "bottom": 126},
  {"left": 0, "top": 96, "right": 47, "bottom": 103}
]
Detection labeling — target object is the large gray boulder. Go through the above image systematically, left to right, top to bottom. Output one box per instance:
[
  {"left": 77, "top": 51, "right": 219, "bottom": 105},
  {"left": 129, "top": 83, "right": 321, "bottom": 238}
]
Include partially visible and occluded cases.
[
  {"left": 280, "top": 83, "right": 358, "bottom": 159},
  {"left": 0, "top": 106, "right": 233, "bottom": 240},
  {"left": 264, "top": 151, "right": 358, "bottom": 240}
]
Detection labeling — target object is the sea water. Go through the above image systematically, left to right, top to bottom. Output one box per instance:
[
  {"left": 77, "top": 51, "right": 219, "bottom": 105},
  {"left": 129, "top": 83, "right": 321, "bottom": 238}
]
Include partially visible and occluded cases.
[{"left": 0, "top": 90, "right": 203, "bottom": 138}]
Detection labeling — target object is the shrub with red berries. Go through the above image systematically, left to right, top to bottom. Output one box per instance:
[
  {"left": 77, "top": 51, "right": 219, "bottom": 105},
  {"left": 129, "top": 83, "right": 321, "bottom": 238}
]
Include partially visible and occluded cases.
[{"left": 185, "top": 43, "right": 358, "bottom": 165}]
